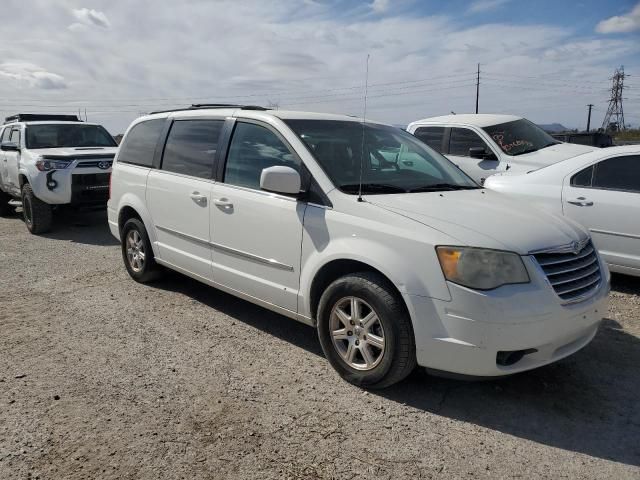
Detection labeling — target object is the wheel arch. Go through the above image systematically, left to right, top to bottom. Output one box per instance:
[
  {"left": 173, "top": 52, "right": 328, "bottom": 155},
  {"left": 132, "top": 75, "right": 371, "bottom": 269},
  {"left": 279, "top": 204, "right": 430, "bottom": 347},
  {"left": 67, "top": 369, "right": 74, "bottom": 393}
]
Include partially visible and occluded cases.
[{"left": 114, "top": 195, "right": 159, "bottom": 256}]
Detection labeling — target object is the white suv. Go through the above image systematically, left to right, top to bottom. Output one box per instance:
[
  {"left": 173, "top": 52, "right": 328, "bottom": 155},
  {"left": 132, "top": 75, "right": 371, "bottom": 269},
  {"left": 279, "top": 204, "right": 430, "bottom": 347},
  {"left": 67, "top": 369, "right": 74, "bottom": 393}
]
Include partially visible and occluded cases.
[
  {"left": 108, "top": 105, "right": 609, "bottom": 388},
  {"left": 0, "top": 114, "right": 118, "bottom": 233},
  {"left": 407, "top": 114, "right": 597, "bottom": 184}
]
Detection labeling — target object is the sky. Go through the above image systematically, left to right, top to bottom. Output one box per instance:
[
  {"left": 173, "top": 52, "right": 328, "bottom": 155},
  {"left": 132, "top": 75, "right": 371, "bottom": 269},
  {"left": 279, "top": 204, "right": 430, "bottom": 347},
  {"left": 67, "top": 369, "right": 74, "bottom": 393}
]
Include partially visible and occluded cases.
[{"left": 0, "top": 0, "right": 639, "bottom": 134}]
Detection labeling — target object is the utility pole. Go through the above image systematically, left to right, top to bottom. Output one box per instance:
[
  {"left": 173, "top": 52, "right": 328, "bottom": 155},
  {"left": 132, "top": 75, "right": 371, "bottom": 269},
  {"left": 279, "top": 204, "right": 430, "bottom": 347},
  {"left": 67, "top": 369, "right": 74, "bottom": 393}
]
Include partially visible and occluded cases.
[
  {"left": 475, "top": 63, "right": 480, "bottom": 114},
  {"left": 602, "top": 66, "right": 626, "bottom": 131},
  {"left": 586, "top": 104, "right": 594, "bottom": 132}
]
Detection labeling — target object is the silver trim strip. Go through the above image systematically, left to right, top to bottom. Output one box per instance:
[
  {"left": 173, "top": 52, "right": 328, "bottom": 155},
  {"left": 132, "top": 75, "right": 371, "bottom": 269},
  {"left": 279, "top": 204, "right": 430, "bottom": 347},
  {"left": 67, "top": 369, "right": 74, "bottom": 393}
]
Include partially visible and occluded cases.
[
  {"left": 154, "top": 224, "right": 294, "bottom": 271},
  {"left": 155, "top": 225, "right": 210, "bottom": 246},
  {"left": 590, "top": 228, "right": 640, "bottom": 240},
  {"left": 529, "top": 238, "right": 590, "bottom": 255},
  {"left": 211, "top": 242, "right": 294, "bottom": 271}
]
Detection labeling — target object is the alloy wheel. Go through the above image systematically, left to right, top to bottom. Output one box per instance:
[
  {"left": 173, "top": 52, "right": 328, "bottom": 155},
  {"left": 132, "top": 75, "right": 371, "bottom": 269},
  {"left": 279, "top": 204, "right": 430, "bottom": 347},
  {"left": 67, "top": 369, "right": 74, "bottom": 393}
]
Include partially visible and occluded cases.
[
  {"left": 126, "top": 229, "right": 146, "bottom": 272},
  {"left": 329, "top": 296, "right": 386, "bottom": 371}
]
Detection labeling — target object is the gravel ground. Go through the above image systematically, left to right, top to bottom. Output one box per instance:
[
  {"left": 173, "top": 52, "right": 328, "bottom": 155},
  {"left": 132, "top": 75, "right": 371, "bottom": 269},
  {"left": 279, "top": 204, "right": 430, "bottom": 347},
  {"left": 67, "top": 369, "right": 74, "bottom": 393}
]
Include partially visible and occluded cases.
[{"left": 1, "top": 208, "right": 639, "bottom": 480}]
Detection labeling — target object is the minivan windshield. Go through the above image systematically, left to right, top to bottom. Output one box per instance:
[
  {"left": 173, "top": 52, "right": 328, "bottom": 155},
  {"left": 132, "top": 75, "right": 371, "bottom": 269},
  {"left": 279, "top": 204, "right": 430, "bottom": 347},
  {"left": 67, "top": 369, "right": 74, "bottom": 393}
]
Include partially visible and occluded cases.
[
  {"left": 482, "top": 119, "right": 559, "bottom": 156},
  {"left": 285, "top": 120, "right": 478, "bottom": 194},
  {"left": 26, "top": 124, "right": 117, "bottom": 149}
]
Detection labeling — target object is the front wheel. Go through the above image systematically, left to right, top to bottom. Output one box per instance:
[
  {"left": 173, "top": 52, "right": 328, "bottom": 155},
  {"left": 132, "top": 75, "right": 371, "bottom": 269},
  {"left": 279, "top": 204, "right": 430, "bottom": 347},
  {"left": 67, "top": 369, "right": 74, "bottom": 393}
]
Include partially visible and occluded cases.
[
  {"left": 22, "top": 184, "right": 52, "bottom": 234},
  {"left": 121, "top": 217, "right": 163, "bottom": 283},
  {"left": 317, "top": 272, "right": 416, "bottom": 389}
]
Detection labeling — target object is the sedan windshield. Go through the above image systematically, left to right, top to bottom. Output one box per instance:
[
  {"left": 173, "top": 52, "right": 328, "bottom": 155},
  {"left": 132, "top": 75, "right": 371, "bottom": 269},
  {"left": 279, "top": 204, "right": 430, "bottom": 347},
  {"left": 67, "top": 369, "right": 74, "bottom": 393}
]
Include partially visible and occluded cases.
[
  {"left": 483, "top": 119, "right": 559, "bottom": 156},
  {"left": 285, "top": 120, "right": 478, "bottom": 194},
  {"left": 26, "top": 124, "right": 117, "bottom": 149}
]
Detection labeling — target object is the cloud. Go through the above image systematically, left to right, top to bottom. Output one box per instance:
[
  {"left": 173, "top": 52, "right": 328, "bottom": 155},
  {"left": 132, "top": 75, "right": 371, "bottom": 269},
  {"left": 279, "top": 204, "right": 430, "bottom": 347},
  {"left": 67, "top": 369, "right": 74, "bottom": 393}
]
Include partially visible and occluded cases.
[
  {"left": 371, "top": 0, "right": 390, "bottom": 13},
  {"left": 468, "top": 0, "right": 511, "bottom": 14},
  {"left": 596, "top": 2, "right": 640, "bottom": 33},
  {"left": 71, "top": 7, "right": 110, "bottom": 29},
  {"left": 0, "top": 62, "right": 67, "bottom": 89}
]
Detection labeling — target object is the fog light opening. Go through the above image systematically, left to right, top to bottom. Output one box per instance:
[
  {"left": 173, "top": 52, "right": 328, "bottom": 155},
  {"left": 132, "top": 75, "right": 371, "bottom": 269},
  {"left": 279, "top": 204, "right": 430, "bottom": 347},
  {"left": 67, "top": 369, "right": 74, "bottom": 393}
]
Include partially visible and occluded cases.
[{"left": 496, "top": 348, "right": 538, "bottom": 367}]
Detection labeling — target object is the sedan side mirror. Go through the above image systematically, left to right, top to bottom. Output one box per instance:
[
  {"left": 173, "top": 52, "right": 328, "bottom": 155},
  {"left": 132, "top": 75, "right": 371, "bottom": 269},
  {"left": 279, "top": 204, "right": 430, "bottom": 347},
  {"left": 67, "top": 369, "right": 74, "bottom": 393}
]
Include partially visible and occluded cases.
[
  {"left": 0, "top": 142, "right": 20, "bottom": 152},
  {"left": 469, "top": 147, "right": 497, "bottom": 160},
  {"left": 260, "top": 166, "right": 301, "bottom": 196}
]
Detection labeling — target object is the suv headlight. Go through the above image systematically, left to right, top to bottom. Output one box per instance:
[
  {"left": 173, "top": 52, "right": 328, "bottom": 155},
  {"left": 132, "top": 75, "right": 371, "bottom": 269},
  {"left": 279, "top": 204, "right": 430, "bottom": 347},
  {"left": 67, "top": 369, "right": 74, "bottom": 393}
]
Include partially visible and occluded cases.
[
  {"left": 35, "top": 158, "right": 72, "bottom": 171},
  {"left": 436, "top": 246, "right": 530, "bottom": 290}
]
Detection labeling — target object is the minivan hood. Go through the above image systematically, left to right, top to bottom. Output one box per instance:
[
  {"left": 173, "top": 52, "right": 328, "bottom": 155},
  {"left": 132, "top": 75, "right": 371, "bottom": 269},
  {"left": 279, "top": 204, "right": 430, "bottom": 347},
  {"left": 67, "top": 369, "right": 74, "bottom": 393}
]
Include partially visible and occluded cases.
[
  {"left": 505, "top": 142, "right": 596, "bottom": 169},
  {"left": 30, "top": 147, "right": 118, "bottom": 157},
  {"left": 368, "top": 189, "right": 586, "bottom": 254}
]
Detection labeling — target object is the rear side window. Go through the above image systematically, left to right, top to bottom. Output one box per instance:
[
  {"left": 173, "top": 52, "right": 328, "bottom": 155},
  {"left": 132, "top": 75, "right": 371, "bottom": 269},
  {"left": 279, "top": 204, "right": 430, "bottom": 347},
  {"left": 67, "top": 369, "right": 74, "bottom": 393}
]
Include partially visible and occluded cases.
[
  {"left": 118, "top": 119, "right": 165, "bottom": 167},
  {"left": 161, "top": 120, "right": 224, "bottom": 179},
  {"left": 224, "top": 122, "right": 300, "bottom": 190},
  {"left": 413, "top": 126, "right": 445, "bottom": 152},
  {"left": 449, "top": 128, "right": 488, "bottom": 156},
  {"left": 592, "top": 155, "right": 640, "bottom": 193},
  {"left": 571, "top": 165, "right": 594, "bottom": 187}
]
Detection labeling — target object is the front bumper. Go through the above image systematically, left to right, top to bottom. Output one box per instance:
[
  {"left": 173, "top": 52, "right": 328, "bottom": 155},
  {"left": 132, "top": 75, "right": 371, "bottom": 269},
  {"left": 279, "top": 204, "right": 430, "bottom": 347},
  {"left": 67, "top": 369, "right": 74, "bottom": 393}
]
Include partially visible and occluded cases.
[
  {"left": 32, "top": 166, "right": 110, "bottom": 205},
  {"left": 406, "top": 256, "right": 610, "bottom": 377}
]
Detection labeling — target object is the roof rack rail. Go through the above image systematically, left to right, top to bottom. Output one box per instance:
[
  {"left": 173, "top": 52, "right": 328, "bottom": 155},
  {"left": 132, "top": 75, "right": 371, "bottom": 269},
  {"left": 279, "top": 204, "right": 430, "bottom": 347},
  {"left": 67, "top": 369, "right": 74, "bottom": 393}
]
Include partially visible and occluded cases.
[
  {"left": 149, "top": 104, "right": 268, "bottom": 115},
  {"left": 4, "top": 113, "right": 82, "bottom": 124}
]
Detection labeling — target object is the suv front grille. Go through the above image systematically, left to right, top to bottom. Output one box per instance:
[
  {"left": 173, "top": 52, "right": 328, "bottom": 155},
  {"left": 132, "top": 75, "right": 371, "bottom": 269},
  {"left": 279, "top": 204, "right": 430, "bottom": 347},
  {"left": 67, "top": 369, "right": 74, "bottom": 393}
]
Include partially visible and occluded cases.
[
  {"left": 71, "top": 173, "right": 110, "bottom": 204},
  {"left": 533, "top": 240, "right": 601, "bottom": 303}
]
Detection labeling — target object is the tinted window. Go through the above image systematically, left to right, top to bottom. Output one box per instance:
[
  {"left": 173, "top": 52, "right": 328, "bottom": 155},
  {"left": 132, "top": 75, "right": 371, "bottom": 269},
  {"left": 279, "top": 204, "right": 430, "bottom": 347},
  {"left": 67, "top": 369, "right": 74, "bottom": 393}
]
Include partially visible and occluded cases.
[
  {"left": 118, "top": 119, "right": 165, "bottom": 167},
  {"left": 483, "top": 119, "right": 558, "bottom": 156},
  {"left": 161, "top": 120, "right": 223, "bottom": 179},
  {"left": 285, "top": 120, "right": 477, "bottom": 194},
  {"left": 224, "top": 122, "right": 299, "bottom": 190},
  {"left": 25, "top": 124, "right": 115, "bottom": 148},
  {"left": 413, "top": 127, "right": 445, "bottom": 152},
  {"left": 0, "top": 128, "right": 9, "bottom": 143},
  {"left": 449, "top": 128, "right": 488, "bottom": 156},
  {"left": 9, "top": 129, "right": 20, "bottom": 145},
  {"left": 592, "top": 155, "right": 640, "bottom": 192},
  {"left": 571, "top": 165, "right": 593, "bottom": 187}
]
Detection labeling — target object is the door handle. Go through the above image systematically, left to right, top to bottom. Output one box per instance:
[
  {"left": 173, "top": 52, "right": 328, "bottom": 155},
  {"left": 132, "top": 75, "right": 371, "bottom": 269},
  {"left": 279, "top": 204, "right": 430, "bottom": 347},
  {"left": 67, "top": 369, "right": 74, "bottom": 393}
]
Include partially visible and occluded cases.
[
  {"left": 189, "top": 192, "right": 208, "bottom": 206},
  {"left": 567, "top": 197, "right": 593, "bottom": 207},
  {"left": 213, "top": 198, "right": 233, "bottom": 208}
]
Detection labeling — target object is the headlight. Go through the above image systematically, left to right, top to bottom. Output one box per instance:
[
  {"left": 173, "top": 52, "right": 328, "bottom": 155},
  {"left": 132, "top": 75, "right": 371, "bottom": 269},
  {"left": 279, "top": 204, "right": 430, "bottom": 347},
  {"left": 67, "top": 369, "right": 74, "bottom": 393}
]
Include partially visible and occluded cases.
[
  {"left": 35, "top": 158, "right": 72, "bottom": 171},
  {"left": 436, "top": 246, "right": 530, "bottom": 290}
]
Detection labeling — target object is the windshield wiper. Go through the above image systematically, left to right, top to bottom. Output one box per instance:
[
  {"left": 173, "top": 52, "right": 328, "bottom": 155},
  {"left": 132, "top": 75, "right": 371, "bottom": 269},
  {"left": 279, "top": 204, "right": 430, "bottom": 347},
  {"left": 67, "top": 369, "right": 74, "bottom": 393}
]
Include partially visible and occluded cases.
[
  {"left": 340, "top": 183, "right": 407, "bottom": 194},
  {"left": 408, "top": 183, "right": 480, "bottom": 192}
]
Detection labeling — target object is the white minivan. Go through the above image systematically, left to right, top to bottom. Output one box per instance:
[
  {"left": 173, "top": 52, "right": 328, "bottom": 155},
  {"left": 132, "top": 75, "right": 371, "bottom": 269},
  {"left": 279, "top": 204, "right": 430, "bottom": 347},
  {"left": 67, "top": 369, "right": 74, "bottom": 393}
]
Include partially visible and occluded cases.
[{"left": 108, "top": 105, "right": 609, "bottom": 388}]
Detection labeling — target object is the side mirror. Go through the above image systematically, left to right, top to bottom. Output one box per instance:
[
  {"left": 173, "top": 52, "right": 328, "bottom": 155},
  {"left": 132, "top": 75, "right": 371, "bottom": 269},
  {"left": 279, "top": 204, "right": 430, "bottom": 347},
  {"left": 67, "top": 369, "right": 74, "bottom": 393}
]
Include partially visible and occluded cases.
[
  {"left": 0, "top": 142, "right": 19, "bottom": 152},
  {"left": 469, "top": 147, "right": 496, "bottom": 160},
  {"left": 260, "top": 166, "right": 301, "bottom": 196}
]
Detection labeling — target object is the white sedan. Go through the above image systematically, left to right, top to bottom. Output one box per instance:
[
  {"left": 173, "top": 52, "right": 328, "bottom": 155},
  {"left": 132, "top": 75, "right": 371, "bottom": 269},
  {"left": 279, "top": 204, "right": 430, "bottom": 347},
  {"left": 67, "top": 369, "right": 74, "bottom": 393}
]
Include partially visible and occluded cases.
[{"left": 485, "top": 145, "right": 640, "bottom": 277}]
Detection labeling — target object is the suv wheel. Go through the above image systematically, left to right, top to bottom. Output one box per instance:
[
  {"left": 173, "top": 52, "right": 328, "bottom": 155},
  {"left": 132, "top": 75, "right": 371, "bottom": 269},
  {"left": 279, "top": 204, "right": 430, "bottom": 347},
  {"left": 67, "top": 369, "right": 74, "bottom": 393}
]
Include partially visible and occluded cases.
[
  {"left": 22, "top": 184, "right": 53, "bottom": 234},
  {"left": 0, "top": 191, "right": 12, "bottom": 217},
  {"left": 121, "top": 218, "right": 162, "bottom": 283},
  {"left": 317, "top": 272, "right": 416, "bottom": 389}
]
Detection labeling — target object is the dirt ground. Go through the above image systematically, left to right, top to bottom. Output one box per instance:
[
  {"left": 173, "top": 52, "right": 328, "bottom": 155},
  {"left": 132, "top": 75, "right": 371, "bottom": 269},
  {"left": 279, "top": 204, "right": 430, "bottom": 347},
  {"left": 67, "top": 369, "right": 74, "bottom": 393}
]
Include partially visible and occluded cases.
[{"left": 1, "top": 208, "right": 639, "bottom": 480}]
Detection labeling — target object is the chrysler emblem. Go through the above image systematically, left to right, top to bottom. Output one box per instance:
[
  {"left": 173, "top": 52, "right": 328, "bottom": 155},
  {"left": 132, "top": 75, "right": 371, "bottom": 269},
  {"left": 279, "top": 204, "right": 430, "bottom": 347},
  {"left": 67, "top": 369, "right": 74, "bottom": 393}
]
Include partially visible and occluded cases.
[{"left": 97, "top": 161, "right": 111, "bottom": 170}]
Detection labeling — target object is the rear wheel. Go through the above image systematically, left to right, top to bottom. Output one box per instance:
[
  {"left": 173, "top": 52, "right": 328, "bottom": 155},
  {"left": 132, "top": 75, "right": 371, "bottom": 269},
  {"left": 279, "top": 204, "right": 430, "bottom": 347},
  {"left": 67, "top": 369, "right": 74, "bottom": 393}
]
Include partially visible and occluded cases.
[
  {"left": 22, "top": 184, "right": 52, "bottom": 234},
  {"left": 0, "top": 191, "right": 12, "bottom": 217},
  {"left": 121, "top": 217, "right": 162, "bottom": 283},
  {"left": 317, "top": 272, "right": 416, "bottom": 389}
]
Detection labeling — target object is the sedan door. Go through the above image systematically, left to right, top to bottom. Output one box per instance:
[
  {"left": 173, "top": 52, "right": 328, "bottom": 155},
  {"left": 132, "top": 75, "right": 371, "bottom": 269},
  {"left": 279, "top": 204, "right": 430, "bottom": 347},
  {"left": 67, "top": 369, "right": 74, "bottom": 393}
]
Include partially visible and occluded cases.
[
  {"left": 146, "top": 118, "right": 224, "bottom": 280},
  {"left": 210, "top": 120, "right": 305, "bottom": 313},
  {"left": 562, "top": 154, "right": 640, "bottom": 273}
]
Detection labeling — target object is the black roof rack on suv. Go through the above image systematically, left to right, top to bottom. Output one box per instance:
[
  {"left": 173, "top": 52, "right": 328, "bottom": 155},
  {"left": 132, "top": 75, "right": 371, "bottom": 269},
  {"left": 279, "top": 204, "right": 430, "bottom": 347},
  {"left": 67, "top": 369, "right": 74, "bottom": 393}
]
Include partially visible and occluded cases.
[
  {"left": 149, "top": 104, "right": 268, "bottom": 115},
  {"left": 4, "top": 113, "right": 82, "bottom": 124}
]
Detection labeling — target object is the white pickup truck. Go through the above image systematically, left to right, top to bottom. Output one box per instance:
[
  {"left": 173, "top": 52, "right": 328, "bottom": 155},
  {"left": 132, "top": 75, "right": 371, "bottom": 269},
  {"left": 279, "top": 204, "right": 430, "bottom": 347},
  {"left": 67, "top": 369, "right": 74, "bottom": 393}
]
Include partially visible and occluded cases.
[
  {"left": 0, "top": 114, "right": 118, "bottom": 233},
  {"left": 407, "top": 114, "right": 597, "bottom": 184}
]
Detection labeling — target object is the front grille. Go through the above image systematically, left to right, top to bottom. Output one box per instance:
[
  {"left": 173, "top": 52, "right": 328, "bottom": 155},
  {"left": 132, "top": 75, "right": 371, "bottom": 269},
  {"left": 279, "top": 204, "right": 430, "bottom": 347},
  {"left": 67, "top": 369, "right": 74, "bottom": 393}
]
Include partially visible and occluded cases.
[
  {"left": 75, "top": 159, "right": 113, "bottom": 169},
  {"left": 71, "top": 173, "right": 110, "bottom": 204},
  {"left": 533, "top": 240, "right": 601, "bottom": 303}
]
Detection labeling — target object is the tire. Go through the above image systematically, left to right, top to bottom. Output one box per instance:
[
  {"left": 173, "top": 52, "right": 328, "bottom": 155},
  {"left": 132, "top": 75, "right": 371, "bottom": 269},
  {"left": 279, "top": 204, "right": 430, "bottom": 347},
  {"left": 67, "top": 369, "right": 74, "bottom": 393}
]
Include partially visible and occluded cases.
[
  {"left": 21, "top": 184, "right": 53, "bottom": 234},
  {"left": 0, "top": 191, "right": 12, "bottom": 217},
  {"left": 121, "top": 217, "right": 163, "bottom": 283},
  {"left": 317, "top": 272, "right": 416, "bottom": 389}
]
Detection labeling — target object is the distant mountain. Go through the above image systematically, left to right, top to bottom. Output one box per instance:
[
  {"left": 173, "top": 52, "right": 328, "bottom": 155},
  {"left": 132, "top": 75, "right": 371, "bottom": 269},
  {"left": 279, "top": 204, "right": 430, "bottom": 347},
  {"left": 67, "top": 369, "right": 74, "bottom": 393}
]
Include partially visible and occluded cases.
[{"left": 538, "top": 123, "right": 570, "bottom": 133}]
